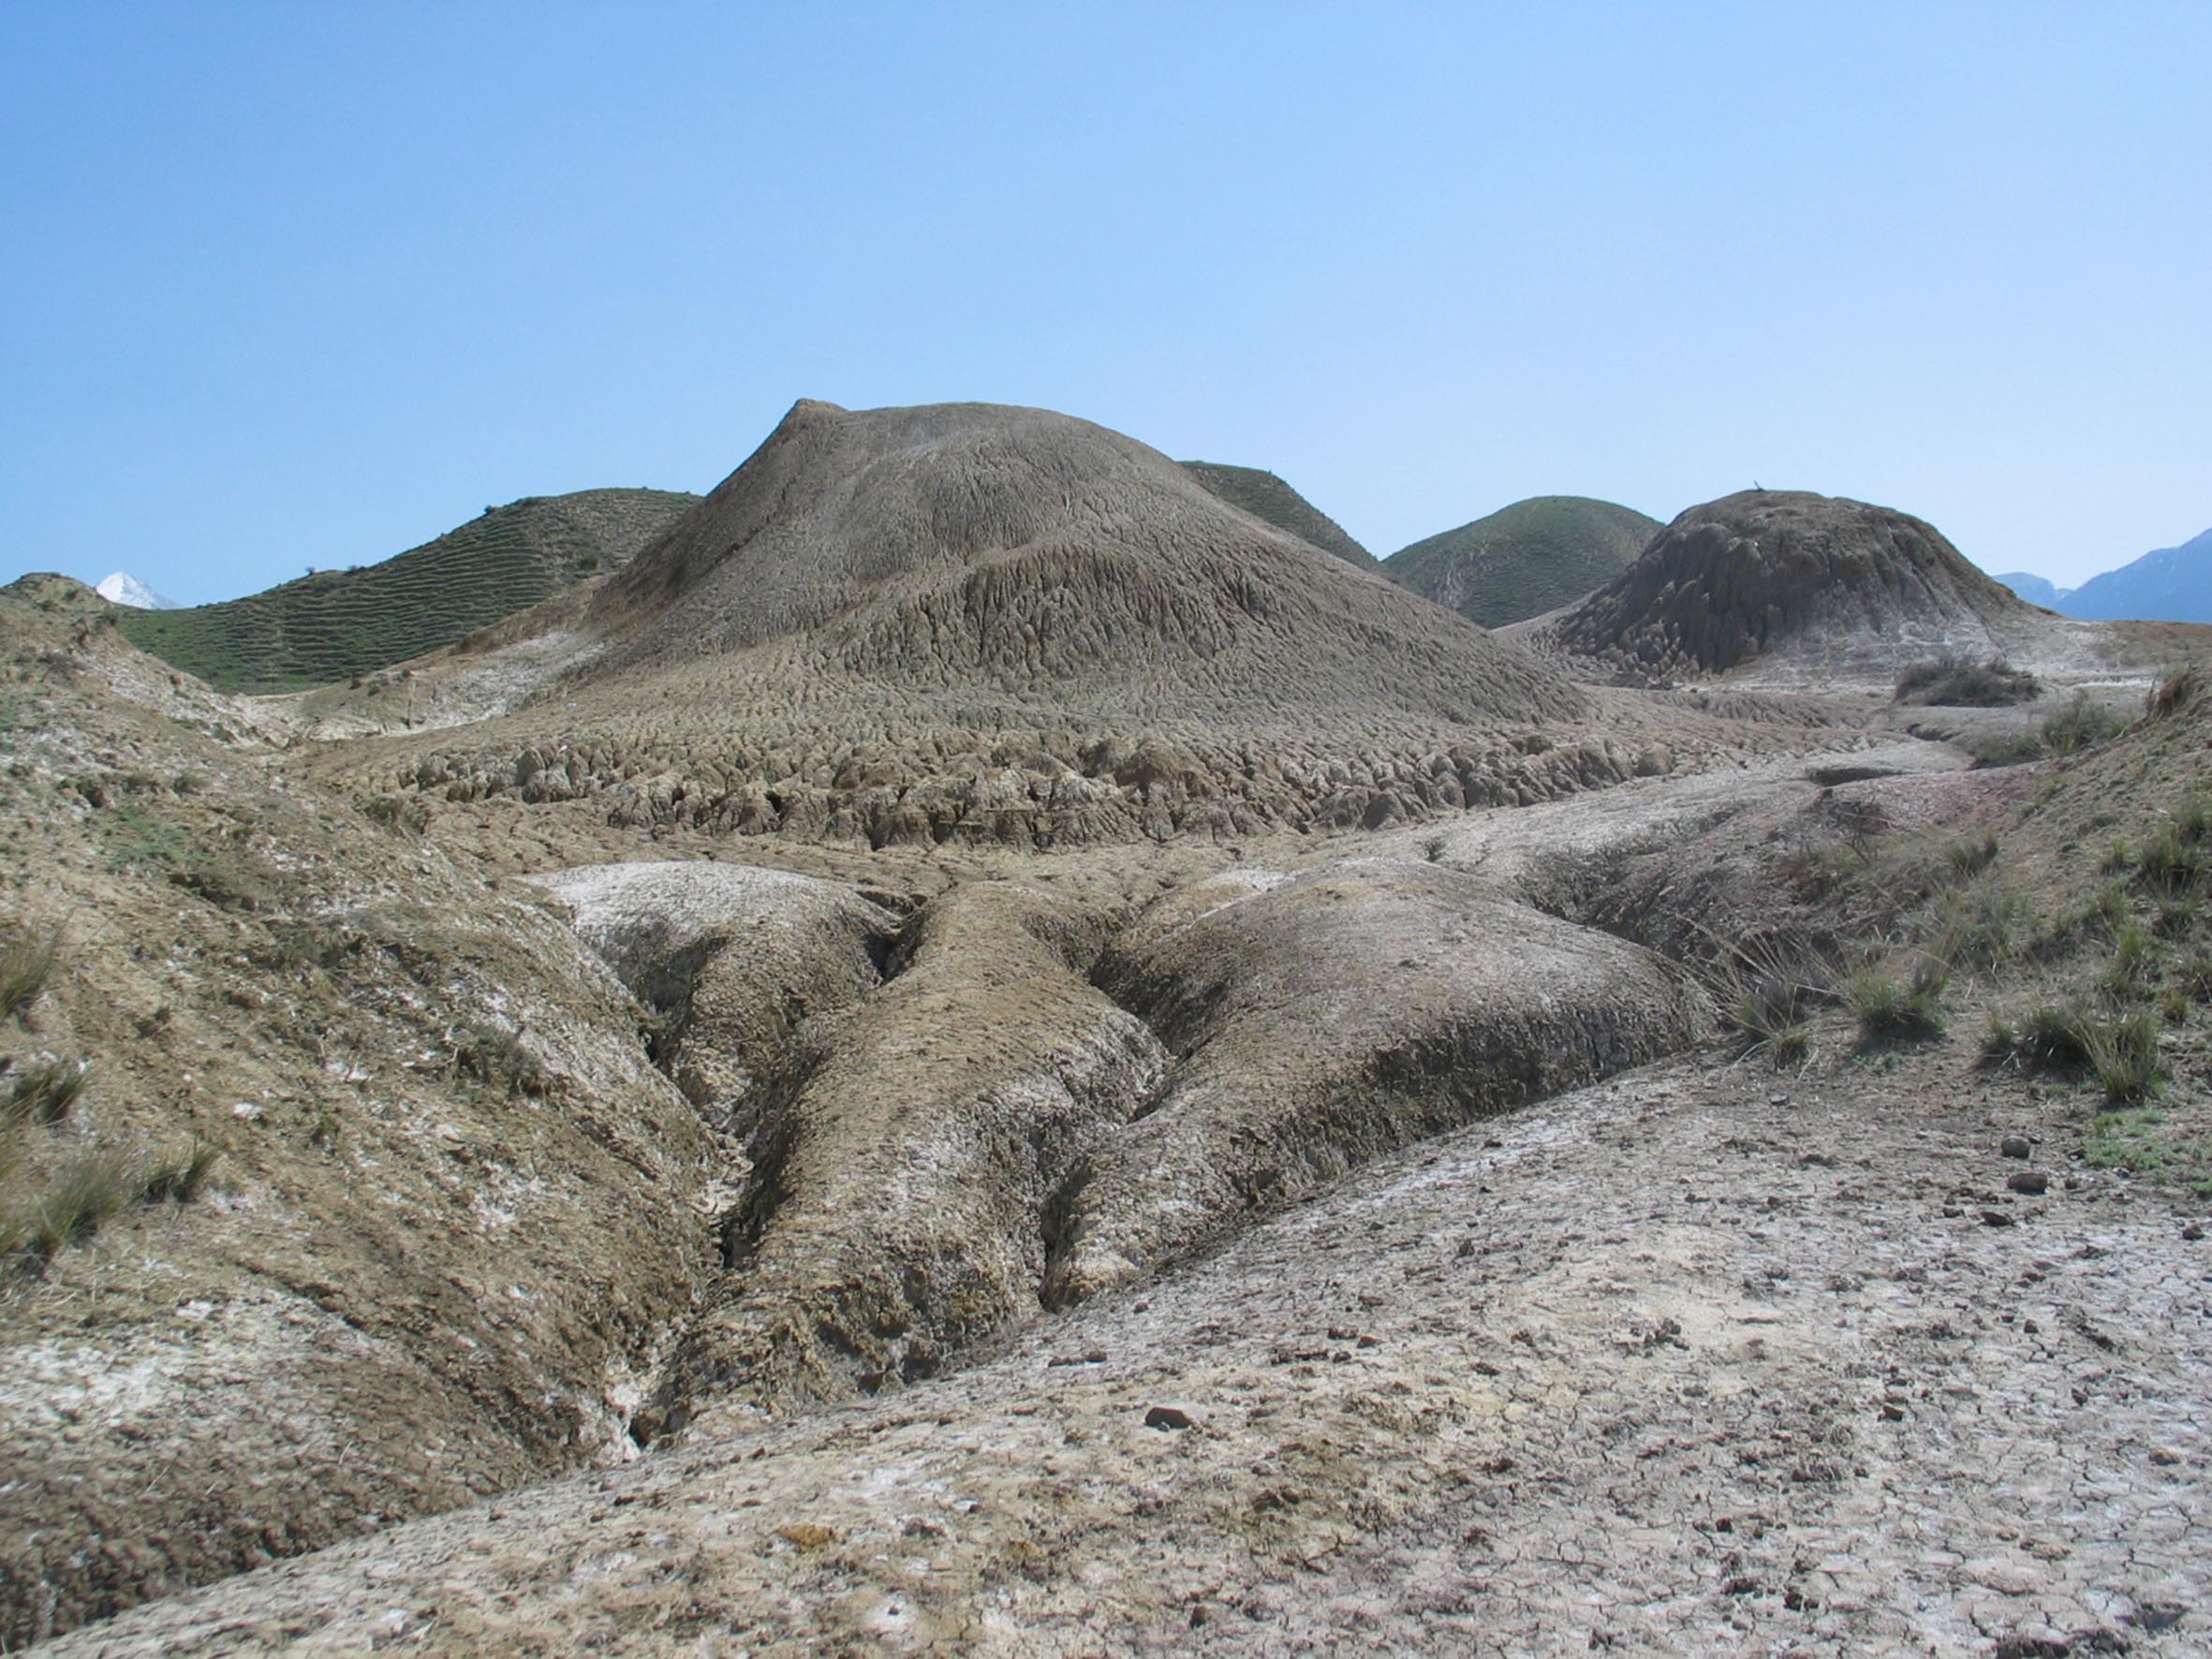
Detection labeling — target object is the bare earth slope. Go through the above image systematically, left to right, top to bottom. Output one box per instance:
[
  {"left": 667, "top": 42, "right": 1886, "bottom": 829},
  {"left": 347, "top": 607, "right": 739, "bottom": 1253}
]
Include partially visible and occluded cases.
[
  {"left": 1386, "top": 494, "right": 1661, "bottom": 628},
  {"left": 0, "top": 580, "right": 724, "bottom": 1645}
]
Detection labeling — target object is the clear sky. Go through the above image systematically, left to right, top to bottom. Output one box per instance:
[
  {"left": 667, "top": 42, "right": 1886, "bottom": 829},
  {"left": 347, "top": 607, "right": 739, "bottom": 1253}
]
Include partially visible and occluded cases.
[{"left": 3, "top": 2, "right": 2205, "bottom": 605}]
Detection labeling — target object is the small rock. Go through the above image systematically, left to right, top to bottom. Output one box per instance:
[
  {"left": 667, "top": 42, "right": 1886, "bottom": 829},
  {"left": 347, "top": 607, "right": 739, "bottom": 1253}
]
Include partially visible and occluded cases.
[
  {"left": 2000, "top": 1136, "right": 2032, "bottom": 1159},
  {"left": 2007, "top": 1171, "right": 2050, "bottom": 1195},
  {"left": 1981, "top": 1210, "right": 2016, "bottom": 1227},
  {"left": 2182, "top": 1225, "right": 2205, "bottom": 1241},
  {"left": 1880, "top": 1402, "right": 1907, "bottom": 1421},
  {"left": 1144, "top": 1404, "right": 1196, "bottom": 1431},
  {"left": 774, "top": 1522, "right": 838, "bottom": 1550}
]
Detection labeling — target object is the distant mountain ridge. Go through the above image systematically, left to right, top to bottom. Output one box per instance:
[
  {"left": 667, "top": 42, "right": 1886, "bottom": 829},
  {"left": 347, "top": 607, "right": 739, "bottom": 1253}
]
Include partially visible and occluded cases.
[
  {"left": 115, "top": 487, "right": 698, "bottom": 693},
  {"left": 1384, "top": 496, "right": 1661, "bottom": 628},
  {"left": 2059, "top": 526, "right": 2212, "bottom": 623},
  {"left": 1992, "top": 571, "right": 2072, "bottom": 609}
]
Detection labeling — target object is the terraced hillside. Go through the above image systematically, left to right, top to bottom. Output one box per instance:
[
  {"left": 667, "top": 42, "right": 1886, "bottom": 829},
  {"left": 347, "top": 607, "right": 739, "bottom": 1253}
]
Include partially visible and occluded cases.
[
  {"left": 1179, "top": 461, "right": 1375, "bottom": 565},
  {"left": 115, "top": 488, "right": 698, "bottom": 693},
  {"left": 1386, "top": 495, "right": 1660, "bottom": 627}
]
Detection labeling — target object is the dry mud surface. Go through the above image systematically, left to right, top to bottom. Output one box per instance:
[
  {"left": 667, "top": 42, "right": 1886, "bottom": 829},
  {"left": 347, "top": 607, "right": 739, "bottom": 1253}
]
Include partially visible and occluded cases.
[{"left": 44, "top": 1042, "right": 2210, "bottom": 1656}]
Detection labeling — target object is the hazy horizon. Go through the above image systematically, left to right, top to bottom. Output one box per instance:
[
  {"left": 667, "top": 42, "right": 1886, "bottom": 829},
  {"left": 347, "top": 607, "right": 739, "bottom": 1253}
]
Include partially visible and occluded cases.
[{"left": 6, "top": 3, "right": 2206, "bottom": 606}]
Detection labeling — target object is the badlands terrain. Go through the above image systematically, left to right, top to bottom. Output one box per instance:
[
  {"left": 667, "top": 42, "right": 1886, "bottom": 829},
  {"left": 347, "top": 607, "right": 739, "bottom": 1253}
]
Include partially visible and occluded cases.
[{"left": 2, "top": 399, "right": 2209, "bottom": 1655}]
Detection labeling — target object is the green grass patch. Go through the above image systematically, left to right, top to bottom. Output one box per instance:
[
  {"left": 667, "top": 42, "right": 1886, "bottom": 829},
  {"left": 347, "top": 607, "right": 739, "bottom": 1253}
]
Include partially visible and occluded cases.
[{"left": 2084, "top": 1108, "right": 2211, "bottom": 1196}]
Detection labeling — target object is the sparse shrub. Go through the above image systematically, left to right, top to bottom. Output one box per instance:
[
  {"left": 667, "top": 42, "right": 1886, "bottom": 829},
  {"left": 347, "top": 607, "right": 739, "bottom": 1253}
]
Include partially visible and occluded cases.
[
  {"left": 1895, "top": 653, "right": 2041, "bottom": 707},
  {"left": 2146, "top": 662, "right": 2200, "bottom": 720},
  {"left": 2040, "top": 691, "right": 2123, "bottom": 757},
  {"left": 1962, "top": 731, "right": 2045, "bottom": 770},
  {"left": 2133, "top": 815, "right": 2209, "bottom": 902},
  {"left": 1940, "top": 832, "right": 2000, "bottom": 880},
  {"left": 2101, "top": 838, "right": 2132, "bottom": 874},
  {"left": 168, "top": 852, "right": 289, "bottom": 915},
  {"left": 1929, "top": 882, "right": 2029, "bottom": 974},
  {"left": 2102, "top": 919, "right": 2156, "bottom": 1000},
  {"left": 0, "top": 926, "right": 58, "bottom": 1021},
  {"left": 1713, "top": 937, "right": 1827, "bottom": 1064},
  {"left": 2178, "top": 948, "right": 2212, "bottom": 1002},
  {"left": 1845, "top": 955, "right": 1947, "bottom": 1046},
  {"left": 1983, "top": 999, "right": 2161, "bottom": 1101},
  {"left": 2087, "top": 1012, "right": 2162, "bottom": 1102},
  {"left": 454, "top": 1021, "right": 548, "bottom": 1097},
  {"left": 6, "top": 1056, "right": 87, "bottom": 1125},
  {"left": 139, "top": 1139, "right": 219, "bottom": 1204},
  {"left": 29, "top": 1145, "right": 137, "bottom": 1258}
]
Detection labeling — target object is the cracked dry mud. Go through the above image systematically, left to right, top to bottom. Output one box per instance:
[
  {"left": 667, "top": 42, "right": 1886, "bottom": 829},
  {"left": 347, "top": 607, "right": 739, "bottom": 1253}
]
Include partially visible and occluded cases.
[{"left": 42, "top": 1045, "right": 2208, "bottom": 1656}]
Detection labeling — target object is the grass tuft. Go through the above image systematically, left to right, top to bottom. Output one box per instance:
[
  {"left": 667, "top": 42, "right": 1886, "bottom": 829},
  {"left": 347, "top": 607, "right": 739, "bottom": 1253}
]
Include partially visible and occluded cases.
[
  {"left": 2146, "top": 663, "right": 2200, "bottom": 721},
  {"left": 2040, "top": 691, "right": 2124, "bottom": 757},
  {"left": 0, "top": 927, "right": 58, "bottom": 1021},
  {"left": 1845, "top": 955, "right": 1948, "bottom": 1046},
  {"left": 5, "top": 1056, "right": 88, "bottom": 1125},
  {"left": 139, "top": 1139, "right": 220, "bottom": 1205},
  {"left": 29, "top": 1146, "right": 138, "bottom": 1258}
]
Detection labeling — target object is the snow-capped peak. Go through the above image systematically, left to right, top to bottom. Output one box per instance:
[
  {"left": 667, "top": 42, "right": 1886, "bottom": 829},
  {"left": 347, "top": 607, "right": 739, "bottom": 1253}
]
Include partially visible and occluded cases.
[{"left": 95, "top": 571, "right": 177, "bottom": 609}]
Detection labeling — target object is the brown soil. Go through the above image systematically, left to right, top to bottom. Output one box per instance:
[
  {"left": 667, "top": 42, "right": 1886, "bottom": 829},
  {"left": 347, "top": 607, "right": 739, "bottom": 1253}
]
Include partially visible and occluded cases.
[{"left": 3, "top": 434, "right": 2209, "bottom": 1655}]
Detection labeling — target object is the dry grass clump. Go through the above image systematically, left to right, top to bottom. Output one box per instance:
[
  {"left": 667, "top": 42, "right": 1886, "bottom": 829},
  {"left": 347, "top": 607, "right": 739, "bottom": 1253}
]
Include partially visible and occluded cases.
[
  {"left": 1894, "top": 653, "right": 2041, "bottom": 707},
  {"left": 2146, "top": 662, "right": 2200, "bottom": 721},
  {"left": 2040, "top": 691, "right": 2125, "bottom": 757},
  {"left": 0, "top": 927, "right": 58, "bottom": 1021},
  {"left": 1715, "top": 941, "right": 1827, "bottom": 1066},
  {"left": 1844, "top": 954, "right": 1949, "bottom": 1047},
  {"left": 1979, "top": 1000, "right": 2162, "bottom": 1101},
  {"left": 454, "top": 1021, "right": 549, "bottom": 1097},
  {"left": 5, "top": 1056, "right": 88, "bottom": 1125}
]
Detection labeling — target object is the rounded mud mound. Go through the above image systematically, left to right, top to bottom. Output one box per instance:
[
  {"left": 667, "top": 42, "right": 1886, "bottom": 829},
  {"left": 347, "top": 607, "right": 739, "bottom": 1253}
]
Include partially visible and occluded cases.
[{"left": 1547, "top": 489, "right": 2041, "bottom": 677}]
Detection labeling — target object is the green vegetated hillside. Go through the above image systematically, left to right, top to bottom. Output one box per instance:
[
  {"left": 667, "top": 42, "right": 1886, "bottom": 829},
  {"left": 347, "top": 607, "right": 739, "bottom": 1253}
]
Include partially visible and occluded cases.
[
  {"left": 1178, "top": 462, "right": 1376, "bottom": 566},
  {"left": 116, "top": 488, "right": 699, "bottom": 693},
  {"left": 1386, "top": 495, "right": 1661, "bottom": 627}
]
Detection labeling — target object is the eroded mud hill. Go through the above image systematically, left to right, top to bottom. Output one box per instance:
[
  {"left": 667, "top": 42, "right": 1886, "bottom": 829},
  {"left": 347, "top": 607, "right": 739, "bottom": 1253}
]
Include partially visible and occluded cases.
[
  {"left": 329, "top": 403, "right": 1774, "bottom": 847},
  {"left": 1530, "top": 489, "right": 2049, "bottom": 677}
]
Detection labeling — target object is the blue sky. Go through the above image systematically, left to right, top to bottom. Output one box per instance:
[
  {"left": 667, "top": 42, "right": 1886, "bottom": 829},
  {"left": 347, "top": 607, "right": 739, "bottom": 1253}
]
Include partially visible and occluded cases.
[{"left": 3, "top": 2, "right": 2205, "bottom": 604}]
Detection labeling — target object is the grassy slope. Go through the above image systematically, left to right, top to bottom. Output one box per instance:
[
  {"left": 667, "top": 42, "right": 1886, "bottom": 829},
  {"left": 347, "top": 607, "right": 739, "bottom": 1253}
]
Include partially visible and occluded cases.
[
  {"left": 1178, "top": 462, "right": 1376, "bottom": 566},
  {"left": 117, "top": 488, "right": 698, "bottom": 693},
  {"left": 1386, "top": 495, "right": 1660, "bottom": 627}
]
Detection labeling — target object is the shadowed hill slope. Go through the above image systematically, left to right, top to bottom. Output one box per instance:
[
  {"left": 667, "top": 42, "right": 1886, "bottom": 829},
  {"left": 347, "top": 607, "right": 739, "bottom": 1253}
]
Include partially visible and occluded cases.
[
  {"left": 346, "top": 402, "right": 1706, "bottom": 847},
  {"left": 1177, "top": 461, "right": 1376, "bottom": 566},
  {"left": 117, "top": 488, "right": 698, "bottom": 693},
  {"left": 1535, "top": 490, "right": 2044, "bottom": 678},
  {"left": 1387, "top": 495, "right": 1660, "bottom": 627}
]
